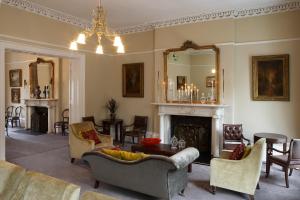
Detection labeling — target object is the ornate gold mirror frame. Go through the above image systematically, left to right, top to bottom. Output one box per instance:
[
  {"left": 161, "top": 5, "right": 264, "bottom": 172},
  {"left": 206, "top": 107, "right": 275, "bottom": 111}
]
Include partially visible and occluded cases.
[
  {"left": 163, "top": 40, "right": 220, "bottom": 104},
  {"left": 29, "top": 58, "right": 55, "bottom": 99}
]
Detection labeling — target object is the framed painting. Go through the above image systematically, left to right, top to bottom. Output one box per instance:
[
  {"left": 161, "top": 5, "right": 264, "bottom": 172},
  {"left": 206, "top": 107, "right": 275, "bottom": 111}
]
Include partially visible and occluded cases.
[
  {"left": 252, "top": 54, "right": 289, "bottom": 101},
  {"left": 122, "top": 63, "right": 144, "bottom": 97},
  {"left": 9, "top": 69, "right": 22, "bottom": 87},
  {"left": 176, "top": 76, "right": 186, "bottom": 89},
  {"left": 206, "top": 76, "right": 216, "bottom": 88},
  {"left": 11, "top": 88, "right": 21, "bottom": 103}
]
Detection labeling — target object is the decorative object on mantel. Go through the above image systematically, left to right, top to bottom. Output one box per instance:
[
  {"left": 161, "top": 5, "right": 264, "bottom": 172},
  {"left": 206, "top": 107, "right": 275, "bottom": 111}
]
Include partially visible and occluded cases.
[
  {"left": 69, "top": 0, "right": 124, "bottom": 54},
  {"left": 163, "top": 40, "right": 220, "bottom": 104},
  {"left": 252, "top": 54, "right": 289, "bottom": 101},
  {"left": 122, "top": 63, "right": 144, "bottom": 97},
  {"left": 9, "top": 69, "right": 22, "bottom": 87},
  {"left": 34, "top": 86, "right": 41, "bottom": 99},
  {"left": 11, "top": 88, "right": 21, "bottom": 103},
  {"left": 105, "top": 98, "right": 118, "bottom": 121},
  {"left": 170, "top": 135, "right": 178, "bottom": 149},
  {"left": 178, "top": 138, "right": 186, "bottom": 149}
]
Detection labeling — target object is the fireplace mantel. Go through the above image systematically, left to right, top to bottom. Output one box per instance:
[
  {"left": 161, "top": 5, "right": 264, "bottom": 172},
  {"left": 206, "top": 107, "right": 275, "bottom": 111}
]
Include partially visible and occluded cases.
[
  {"left": 24, "top": 99, "right": 58, "bottom": 133},
  {"left": 152, "top": 102, "right": 229, "bottom": 157}
]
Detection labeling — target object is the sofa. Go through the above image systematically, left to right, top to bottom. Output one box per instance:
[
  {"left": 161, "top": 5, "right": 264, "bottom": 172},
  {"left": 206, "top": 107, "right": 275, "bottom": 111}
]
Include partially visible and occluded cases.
[
  {"left": 69, "top": 122, "right": 113, "bottom": 162},
  {"left": 210, "top": 138, "right": 266, "bottom": 199},
  {"left": 82, "top": 147, "right": 199, "bottom": 200},
  {"left": 0, "top": 161, "right": 117, "bottom": 200}
]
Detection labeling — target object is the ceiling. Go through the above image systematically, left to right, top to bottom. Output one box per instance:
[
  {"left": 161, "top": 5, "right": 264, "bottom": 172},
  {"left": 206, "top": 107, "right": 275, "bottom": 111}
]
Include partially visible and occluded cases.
[{"left": 27, "top": 0, "right": 290, "bottom": 30}]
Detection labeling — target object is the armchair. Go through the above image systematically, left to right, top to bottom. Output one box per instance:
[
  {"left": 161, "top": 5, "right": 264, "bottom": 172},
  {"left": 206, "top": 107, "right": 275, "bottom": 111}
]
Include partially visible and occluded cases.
[
  {"left": 82, "top": 116, "right": 104, "bottom": 133},
  {"left": 122, "top": 116, "right": 148, "bottom": 145},
  {"left": 69, "top": 121, "right": 113, "bottom": 163},
  {"left": 223, "top": 124, "right": 251, "bottom": 151},
  {"left": 210, "top": 138, "right": 266, "bottom": 199},
  {"left": 266, "top": 139, "right": 300, "bottom": 188}
]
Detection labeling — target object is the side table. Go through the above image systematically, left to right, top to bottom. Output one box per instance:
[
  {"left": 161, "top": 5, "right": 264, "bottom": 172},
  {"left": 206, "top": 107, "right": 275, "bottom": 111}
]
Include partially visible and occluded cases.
[
  {"left": 102, "top": 119, "right": 123, "bottom": 143},
  {"left": 254, "top": 133, "right": 287, "bottom": 173}
]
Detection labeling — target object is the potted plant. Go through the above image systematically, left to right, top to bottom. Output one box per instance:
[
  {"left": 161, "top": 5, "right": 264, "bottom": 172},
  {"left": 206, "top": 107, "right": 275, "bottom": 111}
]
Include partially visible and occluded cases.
[{"left": 106, "top": 98, "right": 118, "bottom": 121}]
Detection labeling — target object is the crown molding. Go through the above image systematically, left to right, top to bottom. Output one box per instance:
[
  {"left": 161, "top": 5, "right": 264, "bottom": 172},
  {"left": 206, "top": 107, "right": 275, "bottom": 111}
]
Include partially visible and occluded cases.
[
  {"left": 1, "top": 0, "right": 90, "bottom": 29},
  {"left": 2, "top": 0, "right": 300, "bottom": 35}
]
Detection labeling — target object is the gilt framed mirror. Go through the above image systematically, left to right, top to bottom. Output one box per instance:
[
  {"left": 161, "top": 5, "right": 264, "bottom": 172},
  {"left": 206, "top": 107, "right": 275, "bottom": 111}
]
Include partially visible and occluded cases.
[
  {"left": 163, "top": 41, "right": 220, "bottom": 104},
  {"left": 29, "top": 58, "right": 55, "bottom": 99}
]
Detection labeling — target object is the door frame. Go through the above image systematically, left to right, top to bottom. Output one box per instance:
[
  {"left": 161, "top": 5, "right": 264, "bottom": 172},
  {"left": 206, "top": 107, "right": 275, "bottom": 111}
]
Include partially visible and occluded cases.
[{"left": 0, "top": 40, "right": 86, "bottom": 160}]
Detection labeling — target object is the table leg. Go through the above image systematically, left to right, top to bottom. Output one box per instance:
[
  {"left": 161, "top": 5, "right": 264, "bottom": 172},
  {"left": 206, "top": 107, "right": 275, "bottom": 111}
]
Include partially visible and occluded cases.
[
  {"left": 115, "top": 123, "right": 118, "bottom": 142},
  {"left": 266, "top": 143, "right": 272, "bottom": 174},
  {"left": 188, "top": 164, "right": 192, "bottom": 173}
]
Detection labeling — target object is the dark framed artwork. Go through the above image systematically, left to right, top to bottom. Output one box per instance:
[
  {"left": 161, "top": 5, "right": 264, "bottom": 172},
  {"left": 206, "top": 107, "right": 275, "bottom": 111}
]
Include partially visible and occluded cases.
[
  {"left": 252, "top": 54, "right": 289, "bottom": 101},
  {"left": 122, "top": 63, "right": 144, "bottom": 97},
  {"left": 9, "top": 69, "right": 22, "bottom": 87},
  {"left": 176, "top": 76, "right": 186, "bottom": 89},
  {"left": 206, "top": 76, "right": 216, "bottom": 88},
  {"left": 11, "top": 88, "right": 21, "bottom": 103}
]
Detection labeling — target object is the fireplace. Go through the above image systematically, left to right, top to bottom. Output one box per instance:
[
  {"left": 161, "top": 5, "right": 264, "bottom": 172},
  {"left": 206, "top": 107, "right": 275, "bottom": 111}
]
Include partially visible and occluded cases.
[
  {"left": 31, "top": 107, "right": 48, "bottom": 133},
  {"left": 171, "top": 115, "right": 212, "bottom": 163}
]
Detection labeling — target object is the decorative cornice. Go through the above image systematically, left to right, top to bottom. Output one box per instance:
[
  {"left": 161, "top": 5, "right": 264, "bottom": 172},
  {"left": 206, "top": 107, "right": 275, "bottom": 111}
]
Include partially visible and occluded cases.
[
  {"left": 1, "top": 0, "right": 300, "bottom": 35},
  {"left": 1, "top": 0, "right": 90, "bottom": 29}
]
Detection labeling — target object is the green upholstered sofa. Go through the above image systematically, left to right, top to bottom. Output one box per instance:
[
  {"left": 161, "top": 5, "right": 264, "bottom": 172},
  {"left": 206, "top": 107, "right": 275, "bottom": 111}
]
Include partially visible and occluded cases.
[
  {"left": 210, "top": 138, "right": 266, "bottom": 199},
  {"left": 82, "top": 147, "right": 199, "bottom": 200},
  {"left": 0, "top": 161, "right": 117, "bottom": 200}
]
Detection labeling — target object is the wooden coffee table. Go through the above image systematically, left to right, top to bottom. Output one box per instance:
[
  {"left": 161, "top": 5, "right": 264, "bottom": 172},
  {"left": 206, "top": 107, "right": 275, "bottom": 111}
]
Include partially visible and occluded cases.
[{"left": 131, "top": 143, "right": 192, "bottom": 172}]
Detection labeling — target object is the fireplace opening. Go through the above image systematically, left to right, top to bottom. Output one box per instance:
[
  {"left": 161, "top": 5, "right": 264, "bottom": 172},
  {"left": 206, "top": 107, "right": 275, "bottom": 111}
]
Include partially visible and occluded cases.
[
  {"left": 31, "top": 107, "right": 48, "bottom": 133},
  {"left": 171, "top": 115, "right": 212, "bottom": 164}
]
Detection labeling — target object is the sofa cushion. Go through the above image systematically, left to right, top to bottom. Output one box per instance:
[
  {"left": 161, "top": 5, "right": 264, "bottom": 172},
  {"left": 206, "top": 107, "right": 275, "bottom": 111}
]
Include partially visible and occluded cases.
[
  {"left": 81, "top": 129, "right": 101, "bottom": 145},
  {"left": 229, "top": 144, "right": 245, "bottom": 160},
  {"left": 101, "top": 149, "right": 148, "bottom": 161}
]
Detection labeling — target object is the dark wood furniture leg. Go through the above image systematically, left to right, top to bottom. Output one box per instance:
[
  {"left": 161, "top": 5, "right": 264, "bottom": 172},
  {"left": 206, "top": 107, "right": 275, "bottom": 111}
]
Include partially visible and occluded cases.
[
  {"left": 71, "top": 158, "right": 75, "bottom": 163},
  {"left": 188, "top": 164, "right": 192, "bottom": 173},
  {"left": 285, "top": 168, "right": 289, "bottom": 188},
  {"left": 289, "top": 169, "right": 293, "bottom": 176},
  {"left": 94, "top": 180, "right": 100, "bottom": 189},
  {"left": 256, "top": 183, "right": 260, "bottom": 189},
  {"left": 211, "top": 186, "right": 216, "bottom": 194},
  {"left": 248, "top": 194, "right": 254, "bottom": 200}
]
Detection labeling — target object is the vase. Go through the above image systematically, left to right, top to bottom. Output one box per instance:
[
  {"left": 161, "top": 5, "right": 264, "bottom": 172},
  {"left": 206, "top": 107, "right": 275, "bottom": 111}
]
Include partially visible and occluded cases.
[{"left": 110, "top": 113, "right": 116, "bottom": 121}]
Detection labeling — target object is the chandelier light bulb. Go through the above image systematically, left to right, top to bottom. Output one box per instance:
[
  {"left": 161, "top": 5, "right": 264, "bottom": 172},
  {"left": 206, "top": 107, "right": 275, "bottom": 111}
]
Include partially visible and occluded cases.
[
  {"left": 76, "top": 33, "right": 86, "bottom": 44},
  {"left": 113, "top": 36, "right": 122, "bottom": 47},
  {"left": 69, "top": 41, "right": 78, "bottom": 50},
  {"left": 96, "top": 44, "right": 104, "bottom": 54},
  {"left": 117, "top": 44, "right": 125, "bottom": 54},
  {"left": 211, "top": 69, "right": 216, "bottom": 74}
]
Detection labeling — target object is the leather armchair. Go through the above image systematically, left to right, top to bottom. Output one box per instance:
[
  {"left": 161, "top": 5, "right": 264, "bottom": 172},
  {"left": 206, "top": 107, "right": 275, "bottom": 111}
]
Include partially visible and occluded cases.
[
  {"left": 69, "top": 121, "right": 113, "bottom": 163},
  {"left": 223, "top": 124, "right": 250, "bottom": 151},
  {"left": 210, "top": 138, "right": 266, "bottom": 200}
]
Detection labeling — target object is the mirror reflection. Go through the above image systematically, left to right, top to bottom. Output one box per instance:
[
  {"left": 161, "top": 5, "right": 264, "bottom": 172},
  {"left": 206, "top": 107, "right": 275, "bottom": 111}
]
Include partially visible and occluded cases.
[
  {"left": 164, "top": 41, "right": 219, "bottom": 104},
  {"left": 29, "top": 58, "right": 54, "bottom": 99}
]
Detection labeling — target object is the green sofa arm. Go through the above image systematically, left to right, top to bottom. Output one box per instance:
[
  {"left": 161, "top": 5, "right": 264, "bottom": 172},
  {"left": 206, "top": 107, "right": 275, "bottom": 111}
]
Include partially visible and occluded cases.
[{"left": 170, "top": 147, "right": 199, "bottom": 169}]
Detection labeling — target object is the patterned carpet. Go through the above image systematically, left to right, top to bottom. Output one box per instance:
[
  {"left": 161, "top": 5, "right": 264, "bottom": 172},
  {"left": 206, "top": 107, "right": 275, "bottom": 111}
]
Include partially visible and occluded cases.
[{"left": 5, "top": 129, "right": 300, "bottom": 200}]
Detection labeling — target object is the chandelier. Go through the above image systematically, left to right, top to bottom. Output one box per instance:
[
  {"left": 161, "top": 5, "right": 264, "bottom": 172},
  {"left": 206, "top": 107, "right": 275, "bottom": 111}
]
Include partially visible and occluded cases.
[{"left": 69, "top": 0, "right": 124, "bottom": 54}]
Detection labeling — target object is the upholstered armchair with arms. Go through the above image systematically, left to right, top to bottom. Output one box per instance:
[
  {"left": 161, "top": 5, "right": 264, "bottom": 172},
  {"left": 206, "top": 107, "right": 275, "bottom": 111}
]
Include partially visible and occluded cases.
[
  {"left": 69, "top": 121, "right": 113, "bottom": 163},
  {"left": 223, "top": 124, "right": 251, "bottom": 151},
  {"left": 210, "top": 138, "right": 266, "bottom": 200}
]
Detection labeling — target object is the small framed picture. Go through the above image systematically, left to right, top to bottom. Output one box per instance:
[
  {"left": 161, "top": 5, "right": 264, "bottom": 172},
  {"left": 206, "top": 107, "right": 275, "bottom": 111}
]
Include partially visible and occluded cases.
[
  {"left": 252, "top": 54, "right": 289, "bottom": 101},
  {"left": 122, "top": 63, "right": 144, "bottom": 97},
  {"left": 9, "top": 69, "right": 22, "bottom": 87},
  {"left": 176, "top": 76, "right": 186, "bottom": 89},
  {"left": 206, "top": 76, "right": 216, "bottom": 88},
  {"left": 11, "top": 88, "right": 21, "bottom": 103}
]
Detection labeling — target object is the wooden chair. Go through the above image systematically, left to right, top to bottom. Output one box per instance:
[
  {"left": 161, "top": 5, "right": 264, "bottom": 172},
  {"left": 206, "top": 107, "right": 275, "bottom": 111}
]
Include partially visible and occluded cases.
[
  {"left": 6, "top": 106, "right": 14, "bottom": 127},
  {"left": 11, "top": 106, "right": 23, "bottom": 128},
  {"left": 54, "top": 109, "right": 69, "bottom": 135},
  {"left": 82, "top": 116, "right": 103, "bottom": 133},
  {"left": 122, "top": 116, "right": 148, "bottom": 145},
  {"left": 223, "top": 124, "right": 250, "bottom": 151},
  {"left": 266, "top": 139, "right": 300, "bottom": 188}
]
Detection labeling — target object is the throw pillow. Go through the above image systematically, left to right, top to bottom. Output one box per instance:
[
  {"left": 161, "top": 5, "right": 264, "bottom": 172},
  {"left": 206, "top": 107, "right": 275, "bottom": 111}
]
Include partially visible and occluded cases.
[
  {"left": 81, "top": 129, "right": 101, "bottom": 145},
  {"left": 229, "top": 144, "right": 245, "bottom": 160},
  {"left": 242, "top": 145, "right": 252, "bottom": 159},
  {"left": 101, "top": 149, "right": 148, "bottom": 161}
]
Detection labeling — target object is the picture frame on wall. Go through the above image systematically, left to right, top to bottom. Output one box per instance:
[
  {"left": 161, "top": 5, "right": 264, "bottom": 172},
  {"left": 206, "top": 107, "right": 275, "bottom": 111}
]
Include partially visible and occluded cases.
[
  {"left": 252, "top": 54, "right": 289, "bottom": 101},
  {"left": 122, "top": 63, "right": 144, "bottom": 97},
  {"left": 9, "top": 69, "right": 22, "bottom": 87},
  {"left": 176, "top": 76, "right": 186, "bottom": 89},
  {"left": 206, "top": 76, "right": 216, "bottom": 88},
  {"left": 11, "top": 88, "right": 21, "bottom": 103}
]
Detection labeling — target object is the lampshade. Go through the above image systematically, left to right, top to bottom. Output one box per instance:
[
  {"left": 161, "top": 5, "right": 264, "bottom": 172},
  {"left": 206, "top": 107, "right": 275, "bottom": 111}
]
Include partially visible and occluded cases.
[
  {"left": 76, "top": 33, "right": 86, "bottom": 44},
  {"left": 113, "top": 36, "right": 122, "bottom": 47},
  {"left": 69, "top": 41, "right": 78, "bottom": 50},
  {"left": 117, "top": 44, "right": 125, "bottom": 54},
  {"left": 96, "top": 45, "right": 104, "bottom": 54}
]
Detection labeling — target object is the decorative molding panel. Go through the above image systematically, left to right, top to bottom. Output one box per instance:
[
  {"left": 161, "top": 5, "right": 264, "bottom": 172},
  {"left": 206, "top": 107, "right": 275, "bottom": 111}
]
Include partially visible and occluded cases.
[{"left": 2, "top": 0, "right": 300, "bottom": 35}]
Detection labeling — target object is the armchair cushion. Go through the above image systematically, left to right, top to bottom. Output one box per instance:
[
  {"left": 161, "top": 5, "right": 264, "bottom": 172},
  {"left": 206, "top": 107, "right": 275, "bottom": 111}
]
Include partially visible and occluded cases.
[
  {"left": 81, "top": 130, "right": 101, "bottom": 145},
  {"left": 229, "top": 143, "right": 245, "bottom": 160},
  {"left": 101, "top": 149, "right": 149, "bottom": 161}
]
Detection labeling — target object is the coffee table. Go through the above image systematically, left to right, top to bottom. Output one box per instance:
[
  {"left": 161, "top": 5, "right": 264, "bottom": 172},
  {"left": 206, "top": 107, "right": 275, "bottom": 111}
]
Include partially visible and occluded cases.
[{"left": 131, "top": 143, "right": 192, "bottom": 172}]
